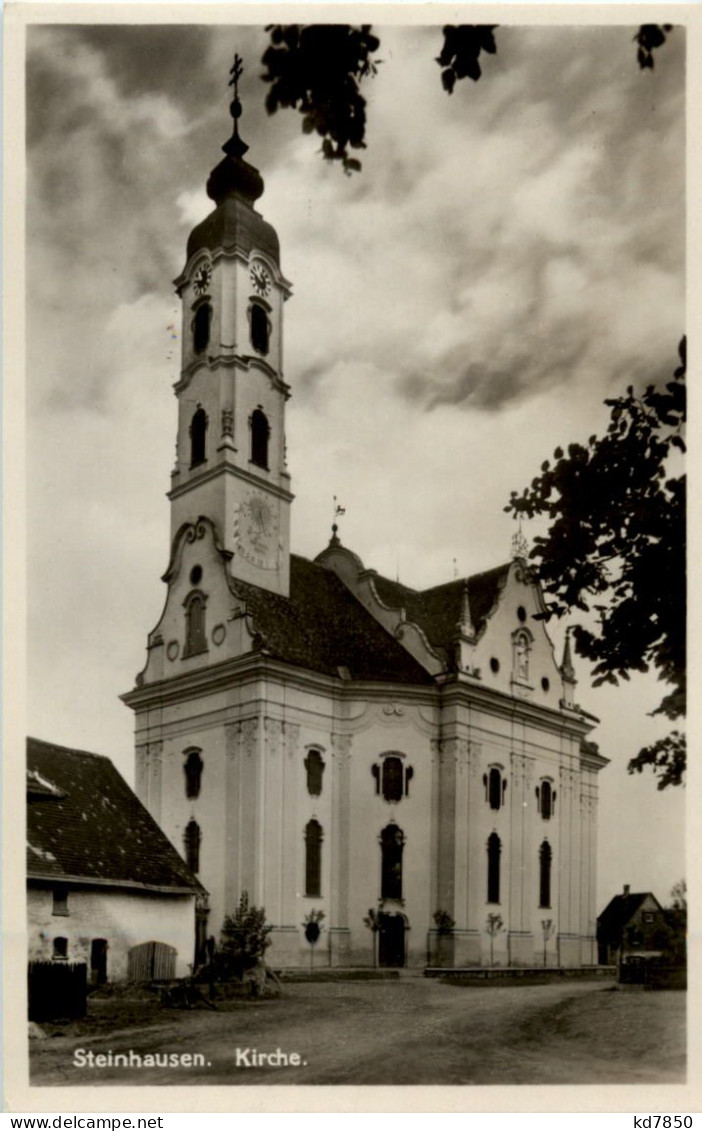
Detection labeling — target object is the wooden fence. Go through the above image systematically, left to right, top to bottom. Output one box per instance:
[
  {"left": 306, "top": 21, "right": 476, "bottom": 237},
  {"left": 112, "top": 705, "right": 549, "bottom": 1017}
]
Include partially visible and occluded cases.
[{"left": 28, "top": 961, "right": 87, "bottom": 1021}]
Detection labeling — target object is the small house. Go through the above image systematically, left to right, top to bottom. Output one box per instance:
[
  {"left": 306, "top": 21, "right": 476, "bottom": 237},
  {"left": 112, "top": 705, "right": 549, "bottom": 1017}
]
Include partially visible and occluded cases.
[
  {"left": 27, "top": 737, "right": 205, "bottom": 983},
  {"left": 597, "top": 884, "right": 665, "bottom": 966}
]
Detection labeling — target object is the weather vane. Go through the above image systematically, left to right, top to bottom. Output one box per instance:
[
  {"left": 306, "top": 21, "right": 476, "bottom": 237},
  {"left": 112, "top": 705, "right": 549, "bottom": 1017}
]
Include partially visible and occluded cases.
[
  {"left": 331, "top": 496, "right": 346, "bottom": 543},
  {"left": 510, "top": 515, "right": 529, "bottom": 561}
]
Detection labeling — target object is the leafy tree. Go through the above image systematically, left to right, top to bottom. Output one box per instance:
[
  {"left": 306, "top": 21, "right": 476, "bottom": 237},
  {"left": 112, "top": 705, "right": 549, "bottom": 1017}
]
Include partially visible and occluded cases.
[
  {"left": 260, "top": 24, "right": 674, "bottom": 171},
  {"left": 262, "top": 25, "right": 380, "bottom": 173},
  {"left": 506, "top": 340, "right": 686, "bottom": 789},
  {"left": 670, "top": 878, "right": 687, "bottom": 911},
  {"left": 651, "top": 882, "right": 687, "bottom": 966},
  {"left": 218, "top": 891, "right": 273, "bottom": 980},
  {"left": 363, "top": 907, "right": 380, "bottom": 967},
  {"left": 303, "top": 908, "right": 325, "bottom": 971},
  {"left": 433, "top": 909, "right": 456, "bottom": 935},
  {"left": 485, "top": 912, "right": 504, "bottom": 967}
]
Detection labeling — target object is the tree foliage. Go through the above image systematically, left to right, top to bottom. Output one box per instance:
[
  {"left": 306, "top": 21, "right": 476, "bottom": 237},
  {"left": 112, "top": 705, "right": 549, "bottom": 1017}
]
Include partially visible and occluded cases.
[
  {"left": 261, "top": 24, "right": 674, "bottom": 171},
  {"left": 262, "top": 24, "right": 380, "bottom": 173},
  {"left": 634, "top": 24, "right": 674, "bottom": 69},
  {"left": 436, "top": 26, "right": 497, "bottom": 94},
  {"left": 506, "top": 339, "right": 686, "bottom": 789},
  {"left": 218, "top": 891, "right": 273, "bottom": 979}
]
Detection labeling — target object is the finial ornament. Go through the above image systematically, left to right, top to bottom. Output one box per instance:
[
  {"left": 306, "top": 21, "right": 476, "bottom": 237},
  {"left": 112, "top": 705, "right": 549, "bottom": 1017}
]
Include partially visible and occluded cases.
[
  {"left": 511, "top": 515, "right": 529, "bottom": 562},
  {"left": 457, "top": 579, "right": 476, "bottom": 639},
  {"left": 560, "top": 627, "right": 576, "bottom": 684}
]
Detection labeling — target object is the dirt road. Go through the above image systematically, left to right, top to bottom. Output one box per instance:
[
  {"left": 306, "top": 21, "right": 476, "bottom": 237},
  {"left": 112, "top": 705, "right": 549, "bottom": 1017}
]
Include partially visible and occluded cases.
[{"left": 30, "top": 977, "right": 685, "bottom": 1087}]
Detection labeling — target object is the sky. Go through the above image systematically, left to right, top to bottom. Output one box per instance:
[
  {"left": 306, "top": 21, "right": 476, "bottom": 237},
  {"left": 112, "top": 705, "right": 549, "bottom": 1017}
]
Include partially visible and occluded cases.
[{"left": 23, "top": 18, "right": 686, "bottom": 911}]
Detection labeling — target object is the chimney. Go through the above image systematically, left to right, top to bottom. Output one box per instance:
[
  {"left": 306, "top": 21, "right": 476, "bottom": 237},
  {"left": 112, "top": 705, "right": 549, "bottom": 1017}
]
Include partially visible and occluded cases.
[{"left": 623, "top": 884, "right": 630, "bottom": 897}]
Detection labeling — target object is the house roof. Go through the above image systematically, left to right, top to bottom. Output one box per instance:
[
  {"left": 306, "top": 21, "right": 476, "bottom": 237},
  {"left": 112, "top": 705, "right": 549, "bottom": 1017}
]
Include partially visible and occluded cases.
[
  {"left": 233, "top": 554, "right": 434, "bottom": 684},
  {"left": 373, "top": 564, "right": 510, "bottom": 656},
  {"left": 27, "top": 737, "right": 203, "bottom": 893},
  {"left": 597, "top": 891, "right": 662, "bottom": 941}
]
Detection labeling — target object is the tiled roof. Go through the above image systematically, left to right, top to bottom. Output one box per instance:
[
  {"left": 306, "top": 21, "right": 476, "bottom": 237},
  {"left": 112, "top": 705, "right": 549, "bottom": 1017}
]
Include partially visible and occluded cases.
[
  {"left": 233, "top": 555, "right": 433, "bottom": 684},
  {"left": 373, "top": 563, "right": 510, "bottom": 654},
  {"left": 27, "top": 738, "right": 202, "bottom": 893},
  {"left": 597, "top": 892, "right": 654, "bottom": 940}
]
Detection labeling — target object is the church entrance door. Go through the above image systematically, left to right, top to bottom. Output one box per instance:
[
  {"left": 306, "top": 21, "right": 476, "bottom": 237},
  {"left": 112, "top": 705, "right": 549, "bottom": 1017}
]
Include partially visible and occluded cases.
[{"left": 378, "top": 913, "right": 406, "bottom": 968}]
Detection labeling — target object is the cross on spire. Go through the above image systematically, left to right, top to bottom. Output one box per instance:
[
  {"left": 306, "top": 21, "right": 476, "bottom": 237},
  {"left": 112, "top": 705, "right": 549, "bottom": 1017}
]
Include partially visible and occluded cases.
[{"left": 223, "top": 52, "right": 249, "bottom": 160}]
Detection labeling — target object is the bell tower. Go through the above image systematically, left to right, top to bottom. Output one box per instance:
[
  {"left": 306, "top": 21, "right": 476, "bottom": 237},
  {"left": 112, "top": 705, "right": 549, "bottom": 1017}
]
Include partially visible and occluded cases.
[{"left": 169, "top": 56, "right": 293, "bottom": 596}]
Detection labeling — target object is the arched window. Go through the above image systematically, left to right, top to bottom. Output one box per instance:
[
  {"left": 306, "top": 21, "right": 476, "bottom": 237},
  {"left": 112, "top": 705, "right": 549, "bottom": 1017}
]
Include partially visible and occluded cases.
[
  {"left": 193, "top": 303, "right": 212, "bottom": 354},
  {"left": 250, "top": 303, "right": 269, "bottom": 354},
  {"left": 190, "top": 408, "right": 208, "bottom": 467},
  {"left": 250, "top": 408, "right": 269, "bottom": 469},
  {"left": 183, "top": 592, "right": 208, "bottom": 658},
  {"left": 514, "top": 630, "right": 531, "bottom": 681},
  {"left": 184, "top": 749, "right": 203, "bottom": 799},
  {"left": 304, "top": 750, "right": 325, "bottom": 797},
  {"left": 373, "top": 754, "right": 413, "bottom": 801},
  {"left": 382, "top": 756, "right": 404, "bottom": 802},
  {"left": 484, "top": 767, "right": 506, "bottom": 811},
  {"left": 536, "top": 780, "right": 555, "bottom": 820},
  {"left": 304, "top": 819, "right": 323, "bottom": 897},
  {"left": 184, "top": 820, "right": 201, "bottom": 873},
  {"left": 381, "top": 824, "right": 405, "bottom": 900},
  {"left": 487, "top": 832, "right": 501, "bottom": 903},
  {"left": 539, "top": 841, "right": 552, "bottom": 908}
]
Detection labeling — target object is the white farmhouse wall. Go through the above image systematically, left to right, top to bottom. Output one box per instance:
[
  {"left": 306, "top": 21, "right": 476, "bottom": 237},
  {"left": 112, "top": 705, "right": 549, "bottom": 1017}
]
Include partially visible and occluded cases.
[{"left": 28, "top": 886, "right": 196, "bottom": 980}]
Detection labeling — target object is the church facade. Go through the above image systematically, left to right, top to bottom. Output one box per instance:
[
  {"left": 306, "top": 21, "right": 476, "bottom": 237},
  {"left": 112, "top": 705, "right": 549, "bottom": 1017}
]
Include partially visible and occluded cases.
[{"left": 122, "top": 86, "right": 608, "bottom": 970}]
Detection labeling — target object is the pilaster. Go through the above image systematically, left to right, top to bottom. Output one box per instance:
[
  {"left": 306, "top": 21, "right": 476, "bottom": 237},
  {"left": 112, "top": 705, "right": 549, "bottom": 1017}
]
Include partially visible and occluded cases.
[
  {"left": 239, "top": 717, "right": 260, "bottom": 899},
  {"left": 262, "top": 717, "right": 284, "bottom": 923},
  {"left": 224, "top": 722, "right": 241, "bottom": 918},
  {"left": 280, "top": 722, "right": 300, "bottom": 928},
  {"left": 329, "top": 732, "right": 352, "bottom": 964},
  {"left": 147, "top": 741, "right": 163, "bottom": 825},
  {"left": 508, "top": 750, "right": 535, "bottom": 965}
]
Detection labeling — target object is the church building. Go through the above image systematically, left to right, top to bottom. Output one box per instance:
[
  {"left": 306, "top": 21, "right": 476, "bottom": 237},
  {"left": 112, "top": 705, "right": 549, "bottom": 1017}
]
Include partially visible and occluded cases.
[{"left": 122, "top": 73, "right": 608, "bottom": 970}]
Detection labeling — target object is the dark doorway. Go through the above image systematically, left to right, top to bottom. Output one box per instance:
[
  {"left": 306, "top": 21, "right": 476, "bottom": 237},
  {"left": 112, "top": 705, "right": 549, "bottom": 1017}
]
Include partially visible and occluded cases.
[
  {"left": 378, "top": 912, "right": 406, "bottom": 968},
  {"left": 90, "top": 938, "right": 108, "bottom": 985}
]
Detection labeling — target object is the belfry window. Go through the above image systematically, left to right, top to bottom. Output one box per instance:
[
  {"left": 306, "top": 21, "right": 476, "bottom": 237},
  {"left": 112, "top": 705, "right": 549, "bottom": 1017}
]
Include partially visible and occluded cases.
[
  {"left": 193, "top": 303, "right": 212, "bottom": 354},
  {"left": 250, "top": 303, "right": 269, "bottom": 355},
  {"left": 190, "top": 408, "right": 208, "bottom": 467},
  {"left": 250, "top": 408, "right": 270, "bottom": 469},
  {"left": 183, "top": 592, "right": 208, "bottom": 658},
  {"left": 184, "top": 749, "right": 203, "bottom": 799},
  {"left": 304, "top": 750, "right": 325, "bottom": 797},
  {"left": 484, "top": 766, "right": 507, "bottom": 811},
  {"left": 536, "top": 780, "right": 556, "bottom": 820},
  {"left": 304, "top": 819, "right": 323, "bottom": 897},
  {"left": 184, "top": 820, "right": 201, "bottom": 873},
  {"left": 381, "top": 824, "right": 405, "bottom": 900},
  {"left": 487, "top": 832, "right": 501, "bottom": 903},
  {"left": 539, "top": 841, "right": 552, "bottom": 908}
]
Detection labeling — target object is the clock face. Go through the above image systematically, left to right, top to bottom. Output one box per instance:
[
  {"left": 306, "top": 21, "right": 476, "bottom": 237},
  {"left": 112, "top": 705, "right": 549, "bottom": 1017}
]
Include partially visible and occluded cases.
[
  {"left": 193, "top": 263, "right": 212, "bottom": 296},
  {"left": 250, "top": 263, "right": 272, "bottom": 298},
  {"left": 234, "top": 493, "right": 280, "bottom": 570}
]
